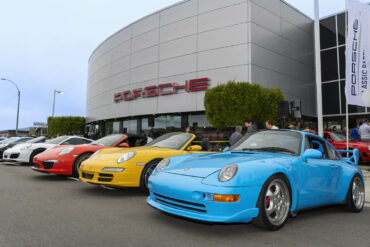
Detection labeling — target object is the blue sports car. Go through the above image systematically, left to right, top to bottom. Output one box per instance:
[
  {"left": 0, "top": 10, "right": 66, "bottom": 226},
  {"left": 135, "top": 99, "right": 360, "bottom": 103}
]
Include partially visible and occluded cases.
[{"left": 147, "top": 130, "right": 365, "bottom": 230}]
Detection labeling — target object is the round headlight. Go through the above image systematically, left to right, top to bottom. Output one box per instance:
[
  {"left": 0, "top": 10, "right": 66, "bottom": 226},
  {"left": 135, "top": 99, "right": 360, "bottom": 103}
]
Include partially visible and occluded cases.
[
  {"left": 58, "top": 147, "right": 75, "bottom": 156},
  {"left": 117, "top": 151, "right": 136, "bottom": 164},
  {"left": 156, "top": 158, "right": 170, "bottom": 172},
  {"left": 218, "top": 164, "right": 238, "bottom": 182}
]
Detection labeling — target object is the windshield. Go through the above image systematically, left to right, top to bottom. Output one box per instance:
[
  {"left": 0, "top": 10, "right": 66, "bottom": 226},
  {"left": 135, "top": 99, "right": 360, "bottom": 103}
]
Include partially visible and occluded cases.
[
  {"left": 230, "top": 131, "right": 302, "bottom": 156},
  {"left": 330, "top": 132, "right": 352, "bottom": 142},
  {"left": 146, "top": 133, "right": 193, "bottom": 150},
  {"left": 92, "top": 134, "right": 125, "bottom": 146},
  {"left": 26, "top": 136, "right": 46, "bottom": 143},
  {"left": 45, "top": 136, "right": 69, "bottom": 144},
  {"left": 14, "top": 138, "right": 32, "bottom": 143}
]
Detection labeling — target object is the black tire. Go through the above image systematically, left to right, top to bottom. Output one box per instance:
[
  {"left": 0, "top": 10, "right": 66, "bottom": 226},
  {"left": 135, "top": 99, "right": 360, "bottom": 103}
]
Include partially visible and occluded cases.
[
  {"left": 29, "top": 149, "right": 45, "bottom": 165},
  {"left": 72, "top": 153, "right": 93, "bottom": 178},
  {"left": 139, "top": 159, "right": 161, "bottom": 194},
  {"left": 252, "top": 174, "right": 291, "bottom": 231},
  {"left": 345, "top": 174, "right": 365, "bottom": 212}
]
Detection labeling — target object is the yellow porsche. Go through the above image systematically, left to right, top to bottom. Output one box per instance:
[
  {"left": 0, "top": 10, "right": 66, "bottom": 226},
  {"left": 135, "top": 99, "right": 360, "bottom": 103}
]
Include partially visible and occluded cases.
[{"left": 79, "top": 133, "right": 212, "bottom": 193}]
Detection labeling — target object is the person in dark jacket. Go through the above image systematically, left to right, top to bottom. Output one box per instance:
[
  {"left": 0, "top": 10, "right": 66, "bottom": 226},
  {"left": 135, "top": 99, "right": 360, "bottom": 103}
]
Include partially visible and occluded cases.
[
  {"left": 244, "top": 119, "right": 258, "bottom": 134},
  {"left": 229, "top": 126, "right": 243, "bottom": 146}
]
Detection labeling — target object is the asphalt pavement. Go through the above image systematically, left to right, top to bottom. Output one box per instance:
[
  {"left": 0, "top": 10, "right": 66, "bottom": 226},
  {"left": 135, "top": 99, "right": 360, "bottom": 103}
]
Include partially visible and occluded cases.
[{"left": 0, "top": 162, "right": 369, "bottom": 247}]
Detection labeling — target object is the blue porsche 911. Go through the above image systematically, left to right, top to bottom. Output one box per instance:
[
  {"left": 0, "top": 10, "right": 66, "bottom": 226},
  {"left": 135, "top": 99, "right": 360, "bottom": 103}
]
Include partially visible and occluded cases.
[{"left": 147, "top": 130, "right": 365, "bottom": 230}]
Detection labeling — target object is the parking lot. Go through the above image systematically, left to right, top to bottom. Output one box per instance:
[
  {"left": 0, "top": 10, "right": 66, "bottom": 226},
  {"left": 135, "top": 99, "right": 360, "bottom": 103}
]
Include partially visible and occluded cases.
[{"left": 1, "top": 162, "right": 369, "bottom": 247}]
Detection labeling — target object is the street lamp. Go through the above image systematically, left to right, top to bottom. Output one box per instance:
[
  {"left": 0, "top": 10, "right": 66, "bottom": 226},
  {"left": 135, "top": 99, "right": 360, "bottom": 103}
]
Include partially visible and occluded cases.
[
  {"left": 1, "top": 78, "right": 20, "bottom": 136},
  {"left": 52, "top": 90, "right": 64, "bottom": 117}
]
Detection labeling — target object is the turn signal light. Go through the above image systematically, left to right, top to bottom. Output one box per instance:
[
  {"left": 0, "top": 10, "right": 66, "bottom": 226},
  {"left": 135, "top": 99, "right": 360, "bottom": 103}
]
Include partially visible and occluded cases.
[{"left": 213, "top": 194, "right": 240, "bottom": 203}]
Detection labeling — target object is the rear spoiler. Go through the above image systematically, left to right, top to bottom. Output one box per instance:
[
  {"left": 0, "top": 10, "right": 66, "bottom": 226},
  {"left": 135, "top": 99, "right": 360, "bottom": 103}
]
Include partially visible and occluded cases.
[{"left": 337, "top": 149, "right": 360, "bottom": 165}]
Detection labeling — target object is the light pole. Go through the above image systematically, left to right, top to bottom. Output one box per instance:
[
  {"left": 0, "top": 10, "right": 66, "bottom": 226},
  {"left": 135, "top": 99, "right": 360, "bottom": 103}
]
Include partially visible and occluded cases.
[
  {"left": 1, "top": 78, "right": 20, "bottom": 136},
  {"left": 52, "top": 90, "right": 64, "bottom": 117}
]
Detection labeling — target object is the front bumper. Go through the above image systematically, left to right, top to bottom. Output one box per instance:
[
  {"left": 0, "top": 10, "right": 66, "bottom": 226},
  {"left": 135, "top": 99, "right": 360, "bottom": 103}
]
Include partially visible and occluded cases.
[
  {"left": 3, "top": 149, "right": 32, "bottom": 163},
  {"left": 32, "top": 156, "right": 72, "bottom": 175},
  {"left": 79, "top": 164, "right": 142, "bottom": 187},
  {"left": 147, "top": 172, "right": 260, "bottom": 223}
]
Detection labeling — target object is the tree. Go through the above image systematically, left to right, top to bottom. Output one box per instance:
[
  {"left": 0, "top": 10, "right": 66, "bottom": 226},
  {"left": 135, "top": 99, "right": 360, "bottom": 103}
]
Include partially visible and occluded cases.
[
  {"left": 204, "top": 81, "right": 285, "bottom": 128},
  {"left": 47, "top": 116, "right": 85, "bottom": 137}
]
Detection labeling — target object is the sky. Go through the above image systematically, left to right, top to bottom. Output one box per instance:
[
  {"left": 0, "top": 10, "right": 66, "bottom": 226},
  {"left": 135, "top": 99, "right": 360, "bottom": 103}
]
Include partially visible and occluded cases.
[{"left": 0, "top": 0, "right": 366, "bottom": 131}]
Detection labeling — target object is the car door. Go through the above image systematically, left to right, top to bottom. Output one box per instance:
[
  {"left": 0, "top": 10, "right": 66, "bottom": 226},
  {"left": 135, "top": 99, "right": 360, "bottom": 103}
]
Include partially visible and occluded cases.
[{"left": 298, "top": 136, "right": 338, "bottom": 209}]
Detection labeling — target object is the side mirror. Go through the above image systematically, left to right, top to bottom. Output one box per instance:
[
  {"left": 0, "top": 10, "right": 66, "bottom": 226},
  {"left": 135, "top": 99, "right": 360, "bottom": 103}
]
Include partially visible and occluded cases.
[
  {"left": 119, "top": 143, "right": 129, "bottom": 148},
  {"left": 187, "top": 145, "right": 202, "bottom": 151},
  {"left": 223, "top": 146, "right": 230, "bottom": 152},
  {"left": 302, "top": 149, "right": 322, "bottom": 162}
]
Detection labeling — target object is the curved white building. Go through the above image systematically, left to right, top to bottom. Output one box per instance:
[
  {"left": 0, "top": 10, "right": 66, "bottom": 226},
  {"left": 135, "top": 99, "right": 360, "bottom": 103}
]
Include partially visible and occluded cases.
[{"left": 86, "top": 0, "right": 315, "bottom": 137}]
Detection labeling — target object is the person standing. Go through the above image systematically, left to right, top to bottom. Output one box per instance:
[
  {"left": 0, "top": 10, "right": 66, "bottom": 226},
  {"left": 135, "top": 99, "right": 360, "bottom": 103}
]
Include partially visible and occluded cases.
[
  {"left": 244, "top": 119, "right": 257, "bottom": 134},
  {"left": 358, "top": 119, "right": 370, "bottom": 142},
  {"left": 265, "top": 120, "right": 279, "bottom": 130},
  {"left": 351, "top": 125, "right": 359, "bottom": 141},
  {"left": 229, "top": 126, "right": 243, "bottom": 146}
]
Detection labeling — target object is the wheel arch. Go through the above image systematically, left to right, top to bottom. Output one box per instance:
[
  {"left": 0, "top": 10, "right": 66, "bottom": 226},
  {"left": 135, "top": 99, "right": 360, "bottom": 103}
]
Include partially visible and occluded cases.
[{"left": 29, "top": 148, "right": 47, "bottom": 163}]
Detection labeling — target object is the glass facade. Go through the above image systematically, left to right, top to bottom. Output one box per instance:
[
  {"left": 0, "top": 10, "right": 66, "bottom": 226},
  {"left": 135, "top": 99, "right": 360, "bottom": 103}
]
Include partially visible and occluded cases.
[{"left": 320, "top": 12, "right": 368, "bottom": 119}]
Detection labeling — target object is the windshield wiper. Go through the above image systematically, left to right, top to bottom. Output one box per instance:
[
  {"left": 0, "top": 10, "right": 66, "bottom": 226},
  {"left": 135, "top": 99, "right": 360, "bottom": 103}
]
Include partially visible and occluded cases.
[{"left": 242, "top": 147, "right": 295, "bottom": 154}]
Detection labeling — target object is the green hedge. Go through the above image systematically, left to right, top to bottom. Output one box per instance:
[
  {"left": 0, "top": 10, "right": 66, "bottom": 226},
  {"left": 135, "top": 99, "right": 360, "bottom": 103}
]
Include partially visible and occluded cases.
[
  {"left": 204, "top": 81, "right": 285, "bottom": 128},
  {"left": 47, "top": 116, "right": 85, "bottom": 137}
]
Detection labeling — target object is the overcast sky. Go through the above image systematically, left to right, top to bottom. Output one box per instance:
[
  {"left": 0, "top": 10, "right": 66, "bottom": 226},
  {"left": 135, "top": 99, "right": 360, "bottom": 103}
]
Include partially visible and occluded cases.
[{"left": 0, "top": 0, "right": 366, "bottom": 131}]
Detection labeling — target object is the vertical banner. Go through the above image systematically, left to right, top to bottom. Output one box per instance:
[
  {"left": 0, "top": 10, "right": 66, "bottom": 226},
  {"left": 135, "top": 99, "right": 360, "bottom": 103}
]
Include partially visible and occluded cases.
[{"left": 346, "top": 0, "right": 370, "bottom": 107}]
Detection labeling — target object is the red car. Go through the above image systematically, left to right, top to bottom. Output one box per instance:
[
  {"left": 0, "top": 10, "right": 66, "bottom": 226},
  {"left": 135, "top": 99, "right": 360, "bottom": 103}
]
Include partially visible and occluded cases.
[
  {"left": 323, "top": 131, "right": 370, "bottom": 161},
  {"left": 32, "top": 134, "right": 148, "bottom": 177}
]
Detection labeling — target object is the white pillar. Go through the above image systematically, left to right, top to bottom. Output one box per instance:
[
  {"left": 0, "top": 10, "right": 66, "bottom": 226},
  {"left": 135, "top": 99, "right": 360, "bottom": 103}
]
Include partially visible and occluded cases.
[{"left": 314, "top": 0, "right": 324, "bottom": 137}]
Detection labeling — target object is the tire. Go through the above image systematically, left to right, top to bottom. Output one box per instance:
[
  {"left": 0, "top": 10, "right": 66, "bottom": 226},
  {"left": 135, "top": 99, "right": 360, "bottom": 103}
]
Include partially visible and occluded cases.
[
  {"left": 29, "top": 149, "right": 45, "bottom": 165},
  {"left": 72, "top": 153, "right": 93, "bottom": 178},
  {"left": 139, "top": 159, "right": 161, "bottom": 194},
  {"left": 252, "top": 174, "right": 291, "bottom": 231},
  {"left": 345, "top": 174, "right": 365, "bottom": 212}
]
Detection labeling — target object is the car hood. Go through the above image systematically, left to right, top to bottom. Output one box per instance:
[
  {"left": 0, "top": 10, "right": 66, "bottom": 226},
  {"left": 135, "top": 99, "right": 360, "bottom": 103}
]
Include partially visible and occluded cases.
[
  {"left": 93, "top": 146, "right": 176, "bottom": 160},
  {"left": 164, "top": 151, "right": 286, "bottom": 178}
]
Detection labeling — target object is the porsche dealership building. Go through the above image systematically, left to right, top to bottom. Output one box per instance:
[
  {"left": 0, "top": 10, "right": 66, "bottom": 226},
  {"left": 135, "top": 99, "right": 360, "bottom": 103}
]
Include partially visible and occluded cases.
[{"left": 86, "top": 0, "right": 364, "bottom": 138}]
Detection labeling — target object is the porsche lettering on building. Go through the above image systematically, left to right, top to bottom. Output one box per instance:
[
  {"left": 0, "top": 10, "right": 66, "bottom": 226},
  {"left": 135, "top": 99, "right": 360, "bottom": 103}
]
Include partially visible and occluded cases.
[{"left": 113, "top": 78, "right": 209, "bottom": 103}]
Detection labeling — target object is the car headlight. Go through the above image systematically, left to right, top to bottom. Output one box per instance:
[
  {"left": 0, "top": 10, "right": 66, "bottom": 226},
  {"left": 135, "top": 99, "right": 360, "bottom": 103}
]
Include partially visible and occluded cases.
[
  {"left": 0, "top": 143, "right": 9, "bottom": 148},
  {"left": 20, "top": 145, "right": 32, "bottom": 151},
  {"left": 368, "top": 146, "right": 370, "bottom": 151},
  {"left": 58, "top": 147, "right": 75, "bottom": 156},
  {"left": 117, "top": 151, "right": 136, "bottom": 164},
  {"left": 156, "top": 158, "right": 170, "bottom": 172},
  {"left": 218, "top": 164, "right": 238, "bottom": 182},
  {"left": 102, "top": 167, "right": 125, "bottom": 172}
]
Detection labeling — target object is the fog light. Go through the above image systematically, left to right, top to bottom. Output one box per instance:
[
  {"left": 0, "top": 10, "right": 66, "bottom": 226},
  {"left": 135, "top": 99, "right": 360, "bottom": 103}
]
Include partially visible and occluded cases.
[
  {"left": 102, "top": 167, "right": 125, "bottom": 172},
  {"left": 213, "top": 194, "right": 240, "bottom": 203}
]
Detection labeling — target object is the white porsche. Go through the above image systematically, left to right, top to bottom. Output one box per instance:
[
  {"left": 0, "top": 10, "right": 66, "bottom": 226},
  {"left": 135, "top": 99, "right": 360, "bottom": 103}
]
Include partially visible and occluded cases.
[{"left": 3, "top": 136, "right": 92, "bottom": 164}]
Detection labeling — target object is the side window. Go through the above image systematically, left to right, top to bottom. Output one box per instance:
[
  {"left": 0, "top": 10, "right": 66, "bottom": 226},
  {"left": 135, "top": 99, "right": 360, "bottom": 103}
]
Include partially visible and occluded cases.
[
  {"left": 307, "top": 137, "right": 328, "bottom": 159},
  {"left": 64, "top": 138, "right": 89, "bottom": 145},
  {"left": 325, "top": 142, "right": 341, "bottom": 160}
]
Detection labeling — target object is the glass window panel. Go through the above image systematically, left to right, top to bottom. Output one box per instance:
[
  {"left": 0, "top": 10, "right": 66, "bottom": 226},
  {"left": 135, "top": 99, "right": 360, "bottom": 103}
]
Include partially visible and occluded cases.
[
  {"left": 337, "top": 13, "right": 346, "bottom": 45},
  {"left": 320, "top": 16, "right": 337, "bottom": 49},
  {"left": 339, "top": 46, "right": 345, "bottom": 79},
  {"left": 321, "top": 48, "right": 338, "bottom": 82},
  {"left": 340, "top": 80, "right": 366, "bottom": 113},
  {"left": 322, "top": 82, "right": 340, "bottom": 115},
  {"left": 189, "top": 115, "right": 211, "bottom": 130},
  {"left": 155, "top": 116, "right": 166, "bottom": 129},
  {"left": 129, "top": 120, "right": 137, "bottom": 134},
  {"left": 113, "top": 121, "right": 120, "bottom": 134},
  {"left": 123, "top": 121, "right": 129, "bottom": 133},
  {"left": 105, "top": 122, "right": 113, "bottom": 136}
]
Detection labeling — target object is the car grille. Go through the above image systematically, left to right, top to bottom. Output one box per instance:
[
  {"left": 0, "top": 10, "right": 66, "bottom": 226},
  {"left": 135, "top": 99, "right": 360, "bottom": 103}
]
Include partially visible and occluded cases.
[
  {"left": 10, "top": 153, "right": 20, "bottom": 159},
  {"left": 43, "top": 161, "right": 54, "bottom": 169},
  {"left": 33, "top": 163, "right": 40, "bottom": 168},
  {"left": 82, "top": 172, "right": 94, "bottom": 179},
  {"left": 98, "top": 173, "right": 113, "bottom": 182},
  {"left": 153, "top": 193, "right": 206, "bottom": 213}
]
